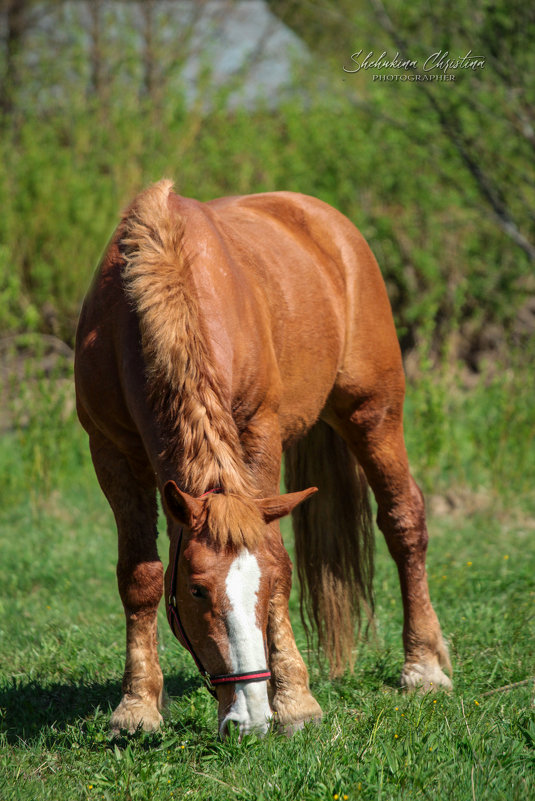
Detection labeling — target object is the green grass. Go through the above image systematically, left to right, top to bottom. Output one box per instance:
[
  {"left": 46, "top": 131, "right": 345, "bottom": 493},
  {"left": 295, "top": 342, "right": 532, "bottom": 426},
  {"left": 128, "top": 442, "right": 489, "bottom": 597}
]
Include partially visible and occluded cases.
[{"left": 0, "top": 364, "right": 534, "bottom": 800}]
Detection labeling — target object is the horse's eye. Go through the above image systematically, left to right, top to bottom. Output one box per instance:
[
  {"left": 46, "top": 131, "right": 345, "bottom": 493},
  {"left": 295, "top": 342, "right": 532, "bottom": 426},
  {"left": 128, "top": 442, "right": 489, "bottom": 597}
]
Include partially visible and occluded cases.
[{"left": 190, "top": 584, "right": 208, "bottom": 600}]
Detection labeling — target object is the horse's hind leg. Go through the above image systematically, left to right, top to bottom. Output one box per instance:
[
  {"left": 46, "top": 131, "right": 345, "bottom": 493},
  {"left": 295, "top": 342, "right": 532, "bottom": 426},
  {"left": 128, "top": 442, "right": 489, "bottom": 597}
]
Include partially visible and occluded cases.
[
  {"left": 328, "top": 376, "right": 452, "bottom": 691},
  {"left": 89, "top": 432, "right": 164, "bottom": 732}
]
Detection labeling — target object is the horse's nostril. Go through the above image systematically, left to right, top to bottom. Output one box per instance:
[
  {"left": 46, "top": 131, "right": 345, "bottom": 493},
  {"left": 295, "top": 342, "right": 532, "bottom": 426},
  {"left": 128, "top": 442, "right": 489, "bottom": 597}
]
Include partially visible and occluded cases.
[{"left": 220, "top": 712, "right": 271, "bottom": 739}]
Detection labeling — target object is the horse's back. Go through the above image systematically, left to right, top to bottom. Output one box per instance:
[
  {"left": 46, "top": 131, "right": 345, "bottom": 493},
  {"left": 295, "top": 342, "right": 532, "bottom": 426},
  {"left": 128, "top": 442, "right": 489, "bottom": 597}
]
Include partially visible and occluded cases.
[{"left": 203, "top": 190, "right": 403, "bottom": 412}]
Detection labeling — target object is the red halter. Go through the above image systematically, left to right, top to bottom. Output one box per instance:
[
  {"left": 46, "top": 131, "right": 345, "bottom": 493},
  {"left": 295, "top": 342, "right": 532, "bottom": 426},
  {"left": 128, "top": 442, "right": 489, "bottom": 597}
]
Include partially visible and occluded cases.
[{"left": 166, "top": 489, "right": 272, "bottom": 697}]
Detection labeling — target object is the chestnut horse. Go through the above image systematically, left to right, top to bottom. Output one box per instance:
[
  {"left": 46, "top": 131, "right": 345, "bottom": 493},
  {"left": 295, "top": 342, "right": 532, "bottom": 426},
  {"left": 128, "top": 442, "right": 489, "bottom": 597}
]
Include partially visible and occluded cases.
[{"left": 75, "top": 180, "right": 451, "bottom": 737}]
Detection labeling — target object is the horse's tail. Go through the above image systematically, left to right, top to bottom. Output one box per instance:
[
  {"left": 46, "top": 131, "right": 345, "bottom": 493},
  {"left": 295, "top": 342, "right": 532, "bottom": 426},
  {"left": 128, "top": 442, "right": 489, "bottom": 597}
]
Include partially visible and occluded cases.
[{"left": 284, "top": 420, "right": 375, "bottom": 677}]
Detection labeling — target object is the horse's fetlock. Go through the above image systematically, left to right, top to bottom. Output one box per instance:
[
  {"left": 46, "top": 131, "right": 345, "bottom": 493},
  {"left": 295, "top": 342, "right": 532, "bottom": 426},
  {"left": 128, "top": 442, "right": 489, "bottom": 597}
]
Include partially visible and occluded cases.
[
  {"left": 271, "top": 689, "right": 323, "bottom": 731},
  {"left": 110, "top": 696, "right": 163, "bottom": 735}
]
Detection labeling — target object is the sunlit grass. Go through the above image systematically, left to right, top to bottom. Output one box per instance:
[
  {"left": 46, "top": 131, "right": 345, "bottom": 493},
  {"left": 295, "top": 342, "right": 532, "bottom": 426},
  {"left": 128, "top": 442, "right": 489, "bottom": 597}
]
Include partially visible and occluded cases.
[{"left": 0, "top": 365, "right": 534, "bottom": 800}]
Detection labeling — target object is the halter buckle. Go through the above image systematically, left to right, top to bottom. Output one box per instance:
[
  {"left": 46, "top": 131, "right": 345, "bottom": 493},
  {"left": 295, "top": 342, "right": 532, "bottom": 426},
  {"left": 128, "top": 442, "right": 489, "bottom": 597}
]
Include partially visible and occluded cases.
[{"left": 203, "top": 672, "right": 216, "bottom": 694}]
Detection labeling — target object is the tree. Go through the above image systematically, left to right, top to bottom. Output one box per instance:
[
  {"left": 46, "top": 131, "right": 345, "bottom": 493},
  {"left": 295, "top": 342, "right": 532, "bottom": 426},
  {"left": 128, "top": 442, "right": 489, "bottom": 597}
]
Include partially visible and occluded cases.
[
  {"left": 1, "top": 0, "right": 31, "bottom": 117},
  {"left": 266, "top": 0, "right": 535, "bottom": 263}
]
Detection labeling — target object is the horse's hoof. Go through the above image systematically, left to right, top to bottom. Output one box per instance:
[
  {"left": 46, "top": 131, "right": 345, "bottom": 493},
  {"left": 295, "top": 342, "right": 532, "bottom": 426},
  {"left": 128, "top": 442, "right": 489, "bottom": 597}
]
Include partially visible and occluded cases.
[
  {"left": 400, "top": 662, "right": 453, "bottom": 692},
  {"left": 272, "top": 695, "right": 323, "bottom": 736},
  {"left": 110, "top": 699, "right": 163, "bottom": 735},
  {"left": 276, "top": 713, "right": 322, "bottom": 737}
]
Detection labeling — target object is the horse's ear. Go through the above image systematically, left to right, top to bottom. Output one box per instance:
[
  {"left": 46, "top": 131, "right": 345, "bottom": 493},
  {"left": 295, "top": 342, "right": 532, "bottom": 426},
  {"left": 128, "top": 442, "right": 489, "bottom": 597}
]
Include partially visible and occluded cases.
[
  {"left": 163, "top": 481, "right": 204, "bottom": 527},
  {"left": 256, "top": 487, "right": 318, "bottom": 524}
]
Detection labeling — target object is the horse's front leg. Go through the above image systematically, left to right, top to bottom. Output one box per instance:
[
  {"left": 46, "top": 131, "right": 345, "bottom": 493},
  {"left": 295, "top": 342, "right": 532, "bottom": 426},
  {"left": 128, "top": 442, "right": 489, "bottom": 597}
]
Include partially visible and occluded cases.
[
  {"left": 246, "top": 419, "right": 322, "bottom": 733},
  {"left": 90, "top": 434, "right": 164, "bottom": 733},
  {"left": 267, "top": 534, "right": 323, "bottom": 733}
]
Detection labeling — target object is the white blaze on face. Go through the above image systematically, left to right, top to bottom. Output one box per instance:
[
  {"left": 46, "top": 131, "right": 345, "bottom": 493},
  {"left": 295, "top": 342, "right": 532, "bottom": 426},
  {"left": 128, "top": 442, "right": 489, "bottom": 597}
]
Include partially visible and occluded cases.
[{"left": 219, "top": 550, "right": 272, "bottom": 736}]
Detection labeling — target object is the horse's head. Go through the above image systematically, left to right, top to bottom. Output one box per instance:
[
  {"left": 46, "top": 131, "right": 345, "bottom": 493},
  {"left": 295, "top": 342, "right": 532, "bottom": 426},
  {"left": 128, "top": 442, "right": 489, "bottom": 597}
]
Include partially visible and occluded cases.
[{"left": 163, "top": 481, "right": 317, "bottom": 737}]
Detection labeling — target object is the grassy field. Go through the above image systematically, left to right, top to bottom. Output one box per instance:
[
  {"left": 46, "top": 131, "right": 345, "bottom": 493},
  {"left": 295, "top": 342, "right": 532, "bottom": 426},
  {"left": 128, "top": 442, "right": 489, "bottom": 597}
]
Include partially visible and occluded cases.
[
  {"left": 1, "top": 2, "right": 534, "bottom": 797},
  {"left": 0, "top": 357, "right": 534, "bottom": 800}
]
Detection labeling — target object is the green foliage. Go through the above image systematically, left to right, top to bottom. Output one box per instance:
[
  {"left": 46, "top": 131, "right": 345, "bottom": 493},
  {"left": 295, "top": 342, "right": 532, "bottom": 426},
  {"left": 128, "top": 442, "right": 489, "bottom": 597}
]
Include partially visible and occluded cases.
[
  {"left": 1, "top": 0, "right": 534, "bottom": 361},
  {"left": 1, "top": 93, "right": 533, "bottom": 358},
  {"left": 0, "top": 340, "right": 86, "bottom": 504},
  {"left": 404, "top": 358, "right": 535, "bottom": 498}
]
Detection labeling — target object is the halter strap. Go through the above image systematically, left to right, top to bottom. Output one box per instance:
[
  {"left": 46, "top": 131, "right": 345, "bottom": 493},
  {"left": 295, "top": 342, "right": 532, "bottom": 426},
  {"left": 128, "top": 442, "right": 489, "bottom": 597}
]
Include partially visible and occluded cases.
[{"left": 166, "top": 488, "right": 271, "bottom": 697}]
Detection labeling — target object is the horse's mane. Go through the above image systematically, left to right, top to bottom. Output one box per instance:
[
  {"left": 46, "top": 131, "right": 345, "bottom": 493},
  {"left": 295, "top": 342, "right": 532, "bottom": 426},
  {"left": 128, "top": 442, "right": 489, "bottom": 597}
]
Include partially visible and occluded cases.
[
  {"left": 121, "top": 181, "right": 260, "bottom": 545},
  {"left": 204, "top": 493, "right": 264, "bottom": 551}
]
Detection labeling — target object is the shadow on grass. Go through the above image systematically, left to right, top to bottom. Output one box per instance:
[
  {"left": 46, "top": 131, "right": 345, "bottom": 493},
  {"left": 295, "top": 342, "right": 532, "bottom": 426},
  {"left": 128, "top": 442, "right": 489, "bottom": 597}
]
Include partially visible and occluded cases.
[
  {"left": 360, "top": 654, "right": 400, "bottom": 691},
  {"left": 0, "top": 673, "right": 200, "bottom": 743}
]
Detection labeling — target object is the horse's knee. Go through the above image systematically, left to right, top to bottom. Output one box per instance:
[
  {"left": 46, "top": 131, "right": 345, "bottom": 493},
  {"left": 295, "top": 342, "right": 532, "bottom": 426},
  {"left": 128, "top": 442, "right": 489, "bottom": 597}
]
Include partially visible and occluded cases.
[{"left": 117, "top": 560, "right": 164, "bottom": 615}]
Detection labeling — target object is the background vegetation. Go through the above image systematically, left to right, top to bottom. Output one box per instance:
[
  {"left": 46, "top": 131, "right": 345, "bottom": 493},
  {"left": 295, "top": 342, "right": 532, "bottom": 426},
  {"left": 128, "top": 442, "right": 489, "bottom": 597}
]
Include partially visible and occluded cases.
[{"left": 0, "top": 1, "right": 533, "bottom": 799}]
